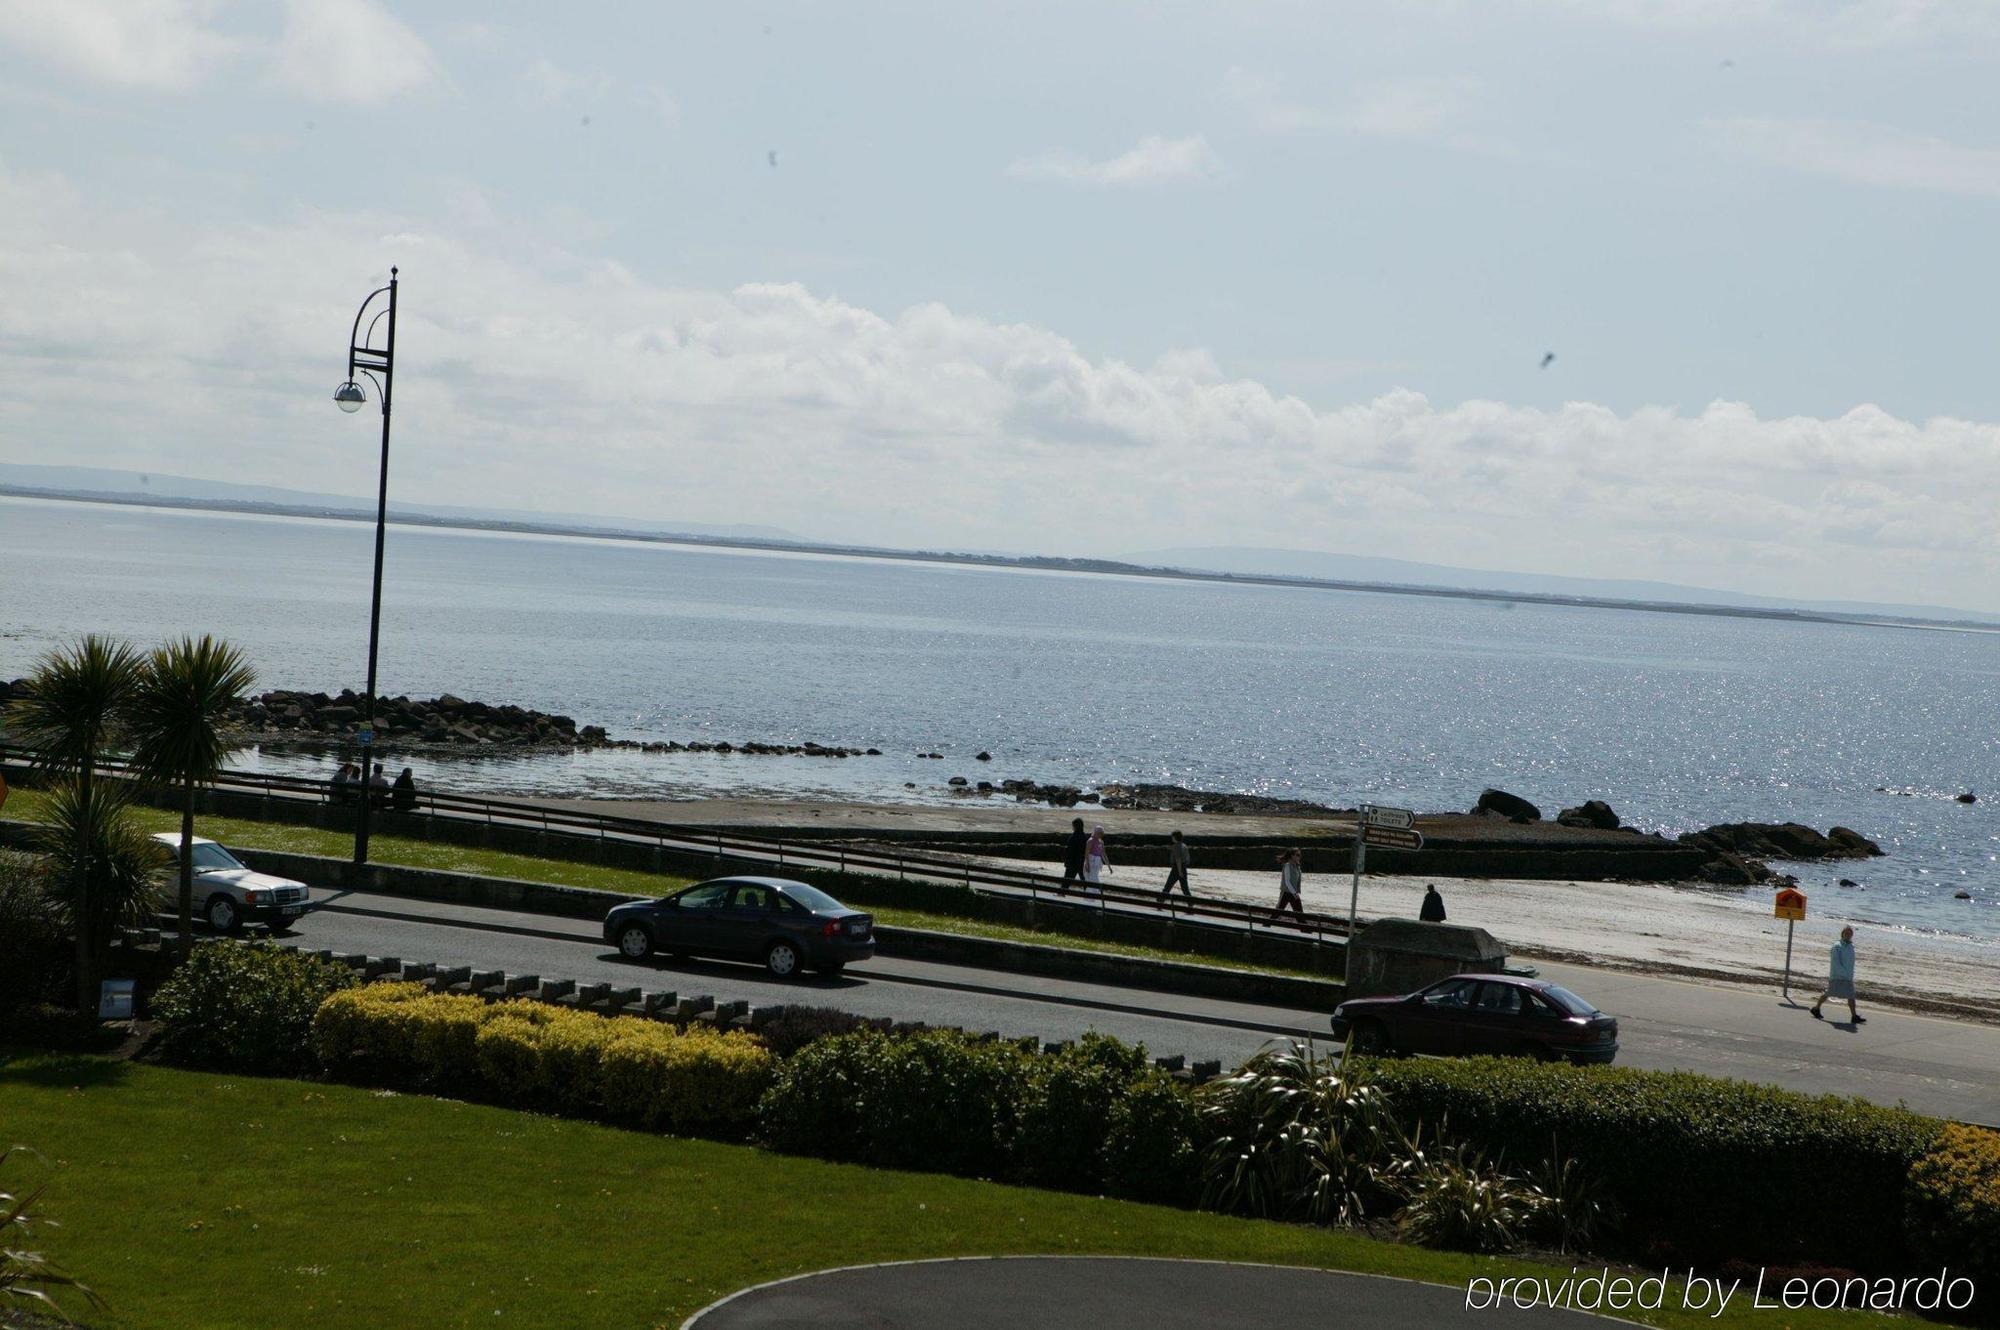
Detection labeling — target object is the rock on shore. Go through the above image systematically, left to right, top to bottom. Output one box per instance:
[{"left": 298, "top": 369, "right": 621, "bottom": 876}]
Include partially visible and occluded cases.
[
  {"left": 1098, "top": 783, "right": 1348, "bottom": 817},
  {"left": 1679, "top": 821, "right": 1883, "bottom": 861}
]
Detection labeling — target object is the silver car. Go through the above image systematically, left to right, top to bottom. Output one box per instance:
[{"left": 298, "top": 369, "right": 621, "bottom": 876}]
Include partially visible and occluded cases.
[{"left": 151, "top": 833, "right": 312, "bottom": 934}]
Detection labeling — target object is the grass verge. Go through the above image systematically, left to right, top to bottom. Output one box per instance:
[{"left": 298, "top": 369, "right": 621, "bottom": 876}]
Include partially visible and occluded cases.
[
  {"left": 1, "top": 787, "right": 1336, "bottom": 982},
  {"left": 0, "top": 1050, "right": 1919, "bottom": 1330}
]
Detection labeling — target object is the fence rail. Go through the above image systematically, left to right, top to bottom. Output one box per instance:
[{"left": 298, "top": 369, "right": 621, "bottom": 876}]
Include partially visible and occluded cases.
[{"left": 0, "top": 743, "right": 1355, "bottom": 944}]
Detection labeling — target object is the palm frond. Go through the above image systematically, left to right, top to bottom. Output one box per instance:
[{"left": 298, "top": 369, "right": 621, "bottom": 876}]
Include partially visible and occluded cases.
[
  {"left": 7, "top": 636, "right": 142, "bottom": 774},
  {"left": 124, "top": 636, "right": 256, "bottom": 790}
]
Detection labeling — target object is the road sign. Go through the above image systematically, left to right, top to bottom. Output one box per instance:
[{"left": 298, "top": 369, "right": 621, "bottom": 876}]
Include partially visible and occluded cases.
[
  {"left": 357, "top": 729, "right": 375, "bottom": 746},
  {"left": 1362, "top": 804, "right": 1415, "bottom": 830},
  {"left": 1361, "top": 825, "right": 1424, "bottom": 851},
  {"left": 1773, "top": 887, "right": 1807, "bottom": 921},
  {"left": 98, "top": 979, "right": 134, "bottom": 1021}
]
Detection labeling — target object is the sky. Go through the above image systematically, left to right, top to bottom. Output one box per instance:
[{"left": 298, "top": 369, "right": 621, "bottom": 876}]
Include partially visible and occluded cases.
[{"left": 2, "top": 1, "right": 2000, "bottom": 610}]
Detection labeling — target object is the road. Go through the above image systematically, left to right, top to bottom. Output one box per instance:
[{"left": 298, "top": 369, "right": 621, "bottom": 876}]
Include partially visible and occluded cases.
[{"left": 278, "top": 883, "right": 2000, "bottom": 1122}]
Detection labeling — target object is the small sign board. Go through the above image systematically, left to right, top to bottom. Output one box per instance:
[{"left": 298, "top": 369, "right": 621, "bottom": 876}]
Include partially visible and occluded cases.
[
  {"left": 356, "top": 729, "right": 375, "bottom": 746},
  {"left": 1362, "top": 804, "right": 1416, "bottom": 830},
  {"left": 1361, "top": 825, "right": 1424, "bottom": 851},
  {"left": 1773, "top": 887, "right": 1807, "bottom": 921},
  {"left": 98, "top": 978, "right": 135, "bottom": 1021}
]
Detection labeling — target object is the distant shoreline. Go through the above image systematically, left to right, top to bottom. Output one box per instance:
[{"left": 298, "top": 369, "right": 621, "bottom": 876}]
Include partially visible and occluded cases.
[{"left": 9, "top": 485, "right": 1994, "bottom": 634}]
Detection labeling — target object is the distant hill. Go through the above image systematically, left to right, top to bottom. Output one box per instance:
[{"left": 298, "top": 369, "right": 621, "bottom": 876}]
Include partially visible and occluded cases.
[
  {"left": 0, "top": 464, "right": 797, "bottom": 543},
  {"left": 1124, "top": 545, "right": 2000, "bottom": 626}
]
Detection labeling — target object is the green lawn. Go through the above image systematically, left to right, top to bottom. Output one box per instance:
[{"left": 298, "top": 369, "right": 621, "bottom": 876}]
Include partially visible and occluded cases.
[
  {"left": 2, "top": 788, "right": 1335, "bottom": 981},
  {"left": 0, "top": 1052, "right": 1925, "bottom": 1330}
]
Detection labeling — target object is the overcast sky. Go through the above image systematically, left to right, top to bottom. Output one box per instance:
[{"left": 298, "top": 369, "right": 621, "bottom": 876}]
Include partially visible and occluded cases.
[{"left": 3, "top": 1, "right": 2000, "bottom": 609}]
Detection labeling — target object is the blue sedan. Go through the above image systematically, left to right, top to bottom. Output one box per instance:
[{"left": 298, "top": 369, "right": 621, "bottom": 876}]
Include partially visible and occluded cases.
[{"left": 603, "top": 876, "right": 876, "bottom": 979}]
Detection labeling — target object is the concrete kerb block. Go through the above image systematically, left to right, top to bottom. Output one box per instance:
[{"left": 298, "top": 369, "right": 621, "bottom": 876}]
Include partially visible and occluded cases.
[
  {"left": 142, "top": 928, "right": 164, "bottom": 947},
  {"left": 312, "top": 949, "right": 335, "bottom": 964},
  {"left": 336, "top": 953, "right": 368, "bottom": 971},
  {"left": 364, "top": 956, "right": 401, "bottom": 979},
  {"left": 399, "top": 961, "right": 437, "bottom": 984},
  {"left": 433, "top": 965, "right": 473, "bottom": 989},
  {"left": 466, "top": 969, "right": 503, "bottom": 996},
  {"left": 503, "top": 974, "right": 540, "bottom": 996},
  {"left": 537, "top": 978, "right": 575, "bottom": 1002},
  {"left": 575, "top": 981, "right": 610, "bottom": 1008},
  {"left": 606, "top": 986, "right": 641, "bottom": 1012},
  {"left": 640, "top": 991, "right": 676, "bottom": 1017},
  {"left": 673, "top": 995, "right": 714, "bottom": 1022},
  {"left": 714, "top": 999, "right": 748, "bottom": 1022},
  {"left": 748, "top": 1004, "right": 787, "bottom": 1030},
  {"left": 972, "top": 1030, "right": 1000, "bottom": 1044},
  {"left": 1042, "top": 1040, "right": 1070, "bottom": 1055},
  {"left": 1153, "top": 1054, "right": 1185, "bottom": 1073},
  {"left": 1192, "top": 1059, "right": 1223, "bottom": 1082}
]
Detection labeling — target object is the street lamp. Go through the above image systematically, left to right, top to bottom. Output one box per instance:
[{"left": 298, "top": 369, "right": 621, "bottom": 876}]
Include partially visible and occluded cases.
[{"left": 333, "top": 266, "right": 398, "bottom": 866}]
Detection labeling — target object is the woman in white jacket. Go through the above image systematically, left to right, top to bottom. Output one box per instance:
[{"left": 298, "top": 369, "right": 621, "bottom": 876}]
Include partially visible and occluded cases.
[{"left": 1272, "top": 848, "right": 1306, "bottom": 928}]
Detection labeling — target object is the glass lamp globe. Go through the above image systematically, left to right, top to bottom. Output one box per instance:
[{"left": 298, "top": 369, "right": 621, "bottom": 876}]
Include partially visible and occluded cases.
[{"left": 333, "top": 381, "right": 367, "bottom": 413}]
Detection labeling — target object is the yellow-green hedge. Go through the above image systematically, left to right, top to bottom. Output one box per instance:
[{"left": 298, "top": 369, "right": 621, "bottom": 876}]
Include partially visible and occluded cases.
[
  {"left": 311, "top": 984, "right": 776, "bottom": 1137},
  {"left": 1907, "top": 1123, "right": 2000, "bottom": 1296}
]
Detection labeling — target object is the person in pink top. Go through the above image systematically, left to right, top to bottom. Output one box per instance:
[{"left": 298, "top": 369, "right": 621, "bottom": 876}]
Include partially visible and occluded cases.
[{"left": 1083, "top": 827, "right": 1111, "bottom": 893}]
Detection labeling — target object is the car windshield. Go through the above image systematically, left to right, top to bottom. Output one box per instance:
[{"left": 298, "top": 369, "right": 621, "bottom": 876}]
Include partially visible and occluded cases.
[
  {"left": 189, "top": 843, "right": 246, "bottom": 872},
  {"left": 779, "top": 882, "right": 845, "bottom": 913},
  {"left": 1541, "top": 985, "right": 1598, "bottom": 1016}
]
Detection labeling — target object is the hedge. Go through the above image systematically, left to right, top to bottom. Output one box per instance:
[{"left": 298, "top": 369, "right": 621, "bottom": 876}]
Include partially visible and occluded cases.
[
  {"left": 152, "top": 942, "right": 359, "bottom": 1075},
  {"left": 311, "top": 984, "right": 776, "bottom": 1137},
  {"left": 757, "top": 1029, "right": 1196, "bottom": 1201},
  {"left": 1362, "top": 1056, "right": 1944, "bottom": 1269},
  {"left": 1907, "top": 1123, "right": 2000, "bottom": 1301}
]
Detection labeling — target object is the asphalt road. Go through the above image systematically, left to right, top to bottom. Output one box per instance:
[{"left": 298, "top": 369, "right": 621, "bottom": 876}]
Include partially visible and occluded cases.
[{"left": 276, "top": 883, "right": 2000, "bottom": 1122}]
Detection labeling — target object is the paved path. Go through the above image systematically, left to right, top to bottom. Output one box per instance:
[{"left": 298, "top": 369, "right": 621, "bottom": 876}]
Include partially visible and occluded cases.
[
  {"left": 281, "top": 882, "right": 2000, "bottom": 1121},
  {"left": 683, "top": 1258, "right": 1627, "bottom": 1328}
]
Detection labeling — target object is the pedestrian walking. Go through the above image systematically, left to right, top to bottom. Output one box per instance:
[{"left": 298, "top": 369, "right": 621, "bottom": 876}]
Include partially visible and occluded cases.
[
  {"left": 368, "top": 762, "right": 389, "bottom": 810},
  {"left": 391, "top": 766, "right": 418, "bottom": 813},
  {"left": 1060, "top": 817, "right": 1089, "bottom": 893},
  {"left": 1084, "top": 826, "right": 1111, "bottom": 892},
  {"left": 1158, "top": 829, "right": 1192, "bottom": 904},
  {"left": 1272, "top": 848, "right": 1306, "bottom": 928},
  {"left": 1419, "top": 883, "right": 1447, "bottom": 922},
  {"left": 1810, "top": 925, "right": 1866, "bottom": 1024}
]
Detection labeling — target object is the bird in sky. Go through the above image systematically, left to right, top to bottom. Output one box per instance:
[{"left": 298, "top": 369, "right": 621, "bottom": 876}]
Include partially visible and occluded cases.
[
  {"left": 767, "top": 150, "right": 779, "bottom": 168},
  {"left": 1540, "top": 352, "right": 1556, "bottom": 369}
]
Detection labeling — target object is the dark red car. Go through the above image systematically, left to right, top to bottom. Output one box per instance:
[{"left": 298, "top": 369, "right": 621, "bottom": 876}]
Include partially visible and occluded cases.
[{"left": 1330, "top": 974, "right": 1619, "bottom": 1064}]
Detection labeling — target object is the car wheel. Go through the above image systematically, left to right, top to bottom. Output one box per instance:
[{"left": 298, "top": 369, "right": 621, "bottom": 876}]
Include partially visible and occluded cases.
[
  {"left": 205, "top": 894, "right": 241, "bottom": 934},
  {"left": 617, "top": 924, "right": 654, "bottom": 960},
  {"left": 765, "top": 940, "right": 802, "bottom": 979},
  {"left": 1350, "top": 1019, "right": 1389, "bottom": 1057}
]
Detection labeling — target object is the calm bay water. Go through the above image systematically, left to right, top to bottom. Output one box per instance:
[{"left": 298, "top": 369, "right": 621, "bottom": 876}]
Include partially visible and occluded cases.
[{"left": 4, "top": 495, "right": 1997, "bottom": 939}]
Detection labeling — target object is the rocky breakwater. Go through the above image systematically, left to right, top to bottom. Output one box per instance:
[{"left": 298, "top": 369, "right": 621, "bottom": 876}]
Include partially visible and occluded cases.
[
  {"left": 220, "top": 688, "right": 877, "bottom": 758},
  {"left": 1678, "top": 821, "right": 1883, "bottom": 886}
]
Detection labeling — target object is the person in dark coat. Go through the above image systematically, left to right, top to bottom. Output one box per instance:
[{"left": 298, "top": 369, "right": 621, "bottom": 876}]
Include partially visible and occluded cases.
[
  {"left": 391, "top": 767, "right": 417, "bottom": 813},
  {"left": 1060, "top": 817, "right": 1088, "bottom": 893},
  {"left": 1420, "top": 883, "right": 1448, "bottom": 922}
]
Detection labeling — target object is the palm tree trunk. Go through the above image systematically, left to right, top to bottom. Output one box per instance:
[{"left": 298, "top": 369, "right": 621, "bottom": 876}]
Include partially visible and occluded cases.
[
  {"left": 74, "top": 764, "right": 95, "bottom": 1013},
  {"left": 177, "top": 780, "right": 197, "bottom": 955}
]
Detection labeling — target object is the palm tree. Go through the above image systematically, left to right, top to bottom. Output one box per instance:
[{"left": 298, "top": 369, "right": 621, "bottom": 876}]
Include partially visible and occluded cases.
[
  {"left": 8, "top": 635, "right": 142, "bottom": 1010},
  {"left": 126, "top": 636, "right": 256, "bottom": 953},
  {"left": 31, "top": 780, "right": 168, "bottom": 949}
]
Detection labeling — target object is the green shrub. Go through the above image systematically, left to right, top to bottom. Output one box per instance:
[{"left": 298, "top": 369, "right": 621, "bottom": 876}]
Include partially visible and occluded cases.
[
  {"left": 0, "top": 854, "right": 69, "bottom": 1011},
  {"left": 151, "top": 942, "right": 357, "bottom": 1075},
  {"left": 311, "top": 984, "right": 774, "bottom": 1138},
  {"left": 0, "top": 1002, "right": 122, "bottom": 1053},
  {"left": 756, "top": 1005, "right": 873, "bottom": 1058},
  {"left": 758, "top": 1027, "right": 1199, "bottom": 1196},
  {"left": 1015, "top": 1035, "right": 1149, "bottom": 1192},
  {"left": 1364, "top": 1056, "right": 1942, "bottom": 1269},
  {"left": 1102, "top": 1071, "right": 1203, "bottom": 1206},
  {"left": 1906, "top": 1123, "right": 2000, "bottom": 1299},
  {"left": 1393, "top": 1137, "right": 1544, "bottom": 1254}
]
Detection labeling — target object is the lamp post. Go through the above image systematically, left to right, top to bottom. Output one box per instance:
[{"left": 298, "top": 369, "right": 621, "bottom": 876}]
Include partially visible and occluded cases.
[{"left": 333, "top": 267, "right": 398, "bottom": 866}]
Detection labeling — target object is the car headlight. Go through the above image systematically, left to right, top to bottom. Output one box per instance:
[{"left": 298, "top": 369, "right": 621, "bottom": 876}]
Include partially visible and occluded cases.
[{"left": 244, "top": 890, "right": 266, "bottom": 905}]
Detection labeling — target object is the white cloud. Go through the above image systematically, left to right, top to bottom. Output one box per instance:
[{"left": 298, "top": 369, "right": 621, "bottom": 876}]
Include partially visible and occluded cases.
[
  {"left": 0, "top": 0, "right": 240, "bottom": 92},
  {"left": 271, "top": 0, "right": 445, "bottom": 105},
  {"left": 524, "top": 57, "right": 677, "bottom": 126},
  {"left": 1221, "top": 67, "right": 1499, "bottom": 155},
  {"left": 1710, "top": 117, "right": 2000, "bottom": 197},
  {"left": 1008, "top": 134, "right": 1224, "bottom": 186},
  {"left": 1, "top": 162, "right": 1997, "bottom": 609}
]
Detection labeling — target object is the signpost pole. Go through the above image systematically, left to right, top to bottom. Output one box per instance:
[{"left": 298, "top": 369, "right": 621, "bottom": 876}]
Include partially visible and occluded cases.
[
  {"left": 1345, "top": 806, "right": 1369, "bottom": 986},
  {"left": 1782, "top": 917, "right": 1795, "bottom": 999}
]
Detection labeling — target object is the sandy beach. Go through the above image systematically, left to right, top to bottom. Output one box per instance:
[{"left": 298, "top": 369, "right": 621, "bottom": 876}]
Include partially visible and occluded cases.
[{"left": 991, "top": 851, "right": 2000, "bottom": 1021}]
